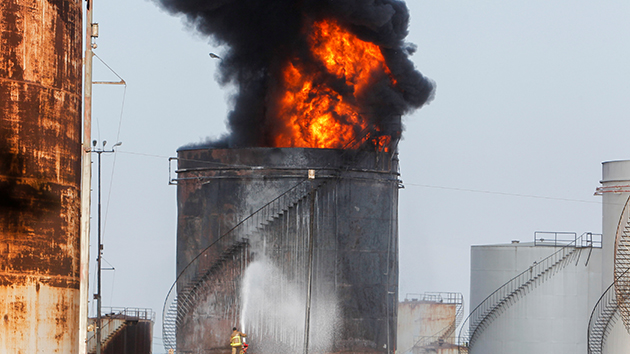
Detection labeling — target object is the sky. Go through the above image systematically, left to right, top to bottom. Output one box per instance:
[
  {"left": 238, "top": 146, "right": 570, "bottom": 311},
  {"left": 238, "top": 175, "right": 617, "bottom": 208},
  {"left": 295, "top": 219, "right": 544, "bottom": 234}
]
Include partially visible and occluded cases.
[{"left": 87, "top": 1, "right": 630, "bottom": 352}]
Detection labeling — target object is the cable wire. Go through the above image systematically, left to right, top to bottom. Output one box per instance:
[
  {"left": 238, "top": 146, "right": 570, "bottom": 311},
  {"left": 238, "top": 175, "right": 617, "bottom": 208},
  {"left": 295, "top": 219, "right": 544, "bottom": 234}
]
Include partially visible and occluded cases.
[
  {"left": 91, "top": 53, "right": 128, "bottom": 242},
  {"left": 405, "top": 182, "right": 602, "bottom": 204}
]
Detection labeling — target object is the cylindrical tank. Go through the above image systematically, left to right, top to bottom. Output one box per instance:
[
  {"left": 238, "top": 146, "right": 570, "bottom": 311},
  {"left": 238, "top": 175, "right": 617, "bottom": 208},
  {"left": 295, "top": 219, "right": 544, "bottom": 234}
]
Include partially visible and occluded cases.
[
  {"left": 0, "top": 0, "right": 83, "bottom": 353},
  {"left": 175, "top": 147, "right": 399, "bottom": 354},
  {"left": 599, "top": 160, "right": 630, "bottom": 353},
  {"left": 601, "top": 161, "right": 630, "bottom": 287},
  {"left": 469, "top": 242, "right": 601, "bottom": 354},
  {"left": 397, "top": 293, "right": 462, "bottom": 354}
]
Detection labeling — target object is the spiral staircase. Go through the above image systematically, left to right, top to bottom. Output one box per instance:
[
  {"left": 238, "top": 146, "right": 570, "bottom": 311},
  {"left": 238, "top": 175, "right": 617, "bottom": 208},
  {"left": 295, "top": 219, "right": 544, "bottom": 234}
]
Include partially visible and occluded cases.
[{"left": 587, "top": 195, "right": 630, "bottom": 353}]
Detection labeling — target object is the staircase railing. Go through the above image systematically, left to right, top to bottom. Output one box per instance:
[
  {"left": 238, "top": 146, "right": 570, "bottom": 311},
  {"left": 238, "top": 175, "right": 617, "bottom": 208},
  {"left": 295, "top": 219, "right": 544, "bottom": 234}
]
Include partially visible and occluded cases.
[
  {"left": 163, "top": 145, "right": 400, "bottom": 353},
  {"left": 162, "top": 177, "right": 327, "bottom": 351},
  {"left": 615, "top": 195, "right": 630, "bottom": 331},
  {"left": 458, "top": 232, "right": 596, "bottom": 349},
  {"left": 587, "top": 273, "right": 627, "bottom": 354},
  {"left": 399, "top": 293, "right": 463, "bottom": 354},
  {"left": 434, "top": 293, "right": 464, "bottom": 346},
  {"left": 440, "top": 293, "right": 465, "bottom": 343},
  {"left": 87, "top": 307, "right": 154, "bottom": 354},
  {"left": 98, "top": 307, "right": 154, "bottom": 320},
  {"left": 87, "top": 318, "right": 125, "bottom": 354}
]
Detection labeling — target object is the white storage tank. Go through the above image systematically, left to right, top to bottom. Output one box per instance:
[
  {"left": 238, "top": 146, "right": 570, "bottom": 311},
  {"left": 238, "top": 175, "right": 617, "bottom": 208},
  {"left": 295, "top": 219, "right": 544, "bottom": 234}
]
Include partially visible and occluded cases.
[
  {"left": 596, "top": 160, "right": 630, "bottom": 354},
  {"left": 600, "top": 160, "right": 630, "bottom": 287},
  {"left": 468, "top": 236, "right": 601, "bottom": 354}
]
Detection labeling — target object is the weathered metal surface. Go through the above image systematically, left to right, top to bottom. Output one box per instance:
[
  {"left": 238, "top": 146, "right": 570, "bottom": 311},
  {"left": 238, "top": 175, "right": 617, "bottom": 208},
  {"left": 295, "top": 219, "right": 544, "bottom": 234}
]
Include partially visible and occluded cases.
[
  {"left": 0, "top": 0, "right": 83, "bottom": 353},
  {"left": 175, "top": 148, "right": 399, "bottom": 353},
  {"left": 397, "top": 299, "right": 457, "bottom": 354},
  {"left": 86, "top": 311, "right": 154, "bottom": 354},
  {"left": 101, "top": 320, "right": 153, "bottom": 354}
]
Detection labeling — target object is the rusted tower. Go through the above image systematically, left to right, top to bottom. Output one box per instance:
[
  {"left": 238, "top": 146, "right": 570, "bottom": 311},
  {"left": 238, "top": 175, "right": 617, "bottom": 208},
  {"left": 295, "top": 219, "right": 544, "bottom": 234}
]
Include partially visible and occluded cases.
[{"left": 0, "top": 0, "right": 83, "bottom": 352}]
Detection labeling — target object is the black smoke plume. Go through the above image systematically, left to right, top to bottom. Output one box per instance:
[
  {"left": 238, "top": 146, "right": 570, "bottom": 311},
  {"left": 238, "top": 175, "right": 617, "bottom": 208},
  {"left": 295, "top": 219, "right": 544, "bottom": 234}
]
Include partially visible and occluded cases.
[{"left": 156, "top": 0, "right": 435, "bottom": 148}]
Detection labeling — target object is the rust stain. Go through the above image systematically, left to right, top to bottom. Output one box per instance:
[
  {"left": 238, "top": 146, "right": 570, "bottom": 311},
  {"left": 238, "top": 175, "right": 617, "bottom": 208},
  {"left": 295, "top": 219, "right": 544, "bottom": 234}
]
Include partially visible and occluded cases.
[{"left": 0, "top": 0, "right": 82, "bottom": 352}]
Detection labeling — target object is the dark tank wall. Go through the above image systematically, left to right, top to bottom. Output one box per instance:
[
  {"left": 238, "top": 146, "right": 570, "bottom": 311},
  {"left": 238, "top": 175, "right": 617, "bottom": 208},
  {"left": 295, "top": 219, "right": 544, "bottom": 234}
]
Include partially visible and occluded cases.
[
  {"left": 0, "top": 0, "right": 83, "bottom": 352},
  {"left": 175, "top": 148, "right": 399, "bottom": 354},
  {"left": 103, "top": 320, "right": 153, "bottom": 354}
]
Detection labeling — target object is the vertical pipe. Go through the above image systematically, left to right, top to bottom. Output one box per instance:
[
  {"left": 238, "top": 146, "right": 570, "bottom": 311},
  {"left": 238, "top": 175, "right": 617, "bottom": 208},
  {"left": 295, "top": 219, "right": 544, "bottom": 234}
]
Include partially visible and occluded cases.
[
  {"left": 79, "top": 0, "right": 94, "bottom": 353},
  {"left": 96, "top": 150, "right": 102, "bottom": 354},
  {"left": 601, "top": 161, "right": 630, "bottom": 291},
  {"left": 303, "top": 188, "right": 316, "bottom": 354}
]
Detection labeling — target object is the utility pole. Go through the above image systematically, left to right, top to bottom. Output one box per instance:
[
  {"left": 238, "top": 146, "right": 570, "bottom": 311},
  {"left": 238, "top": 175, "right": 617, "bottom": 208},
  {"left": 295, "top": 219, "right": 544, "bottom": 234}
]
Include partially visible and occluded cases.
[{"left": 92, "top": 140, "right": 121, "bottom": 354}]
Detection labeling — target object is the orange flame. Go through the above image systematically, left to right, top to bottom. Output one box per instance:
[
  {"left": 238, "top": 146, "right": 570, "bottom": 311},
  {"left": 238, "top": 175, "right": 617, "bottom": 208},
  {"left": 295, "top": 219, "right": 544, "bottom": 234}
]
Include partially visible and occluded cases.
[{"left": 272, "top": 19, "right": 395, "bottom": 150}]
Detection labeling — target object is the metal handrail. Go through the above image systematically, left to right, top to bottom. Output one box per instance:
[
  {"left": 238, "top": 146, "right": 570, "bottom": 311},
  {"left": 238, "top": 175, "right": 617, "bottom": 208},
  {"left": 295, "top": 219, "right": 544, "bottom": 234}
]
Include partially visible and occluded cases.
[
  {"left": 163, "top": 142, "right": 401, "bottom": 353},
  {"left": 162, "top": 177, "right": 328, "bottom": 351},
  {"left": 615, "top": 195, "right": 630, "bottom": 331},
  {"left": 534, "top": 231, "right": 602, "bottom": 248},
  {"left": 534, "top": 231, "right": 577, "bottom": 247},
  {"left": 458, "top": 232, "right": 593, "bottom": 349},
  {"left": 586, "top": 268, "right": 630, "bottom": 354},
  {"left": 405, "top": 292, "right": 464, "bottom": 304},
  {"left": 399, "top": 293, "right": 464, "bottom": 354},
  {"left": 86, "top": 307, "right": 154, "bottom": 353},
  {"left": 99, "top": 307, "right": 155, "bottom": 320},
  {"left": 87, "top": 318, "right": 125, "bottom": 354}
]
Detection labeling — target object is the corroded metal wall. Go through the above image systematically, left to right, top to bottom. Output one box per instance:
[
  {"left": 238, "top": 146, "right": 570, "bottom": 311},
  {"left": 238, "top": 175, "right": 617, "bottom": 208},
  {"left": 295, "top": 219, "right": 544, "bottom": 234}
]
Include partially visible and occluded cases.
[
  {"left": 0, "top": 0, "right": 83, "bottom": 353},
  {"left": 175, "top": 148, "right": 399, "bottom": 353},
  {"left": 397, "top": 299, "right": 457, "bottom": 354},
  {"left": 103, "top": 320, "right": 153, "bottom": 354}
]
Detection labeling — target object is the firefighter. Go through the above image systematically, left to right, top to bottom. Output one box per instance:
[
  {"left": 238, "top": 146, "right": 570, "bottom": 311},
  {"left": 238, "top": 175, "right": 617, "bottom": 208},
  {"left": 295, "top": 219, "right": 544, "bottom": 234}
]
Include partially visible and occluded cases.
[{"left": 230, "top": 327, "right": 247, "bottom": 354}]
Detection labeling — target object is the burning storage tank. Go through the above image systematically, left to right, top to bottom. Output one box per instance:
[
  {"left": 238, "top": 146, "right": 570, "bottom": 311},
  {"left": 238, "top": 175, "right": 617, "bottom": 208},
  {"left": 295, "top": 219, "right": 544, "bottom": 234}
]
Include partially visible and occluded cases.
[
  {"left": 0, "top": 0, "right": 83, "bottom": 353},
  {"left": 157, "top": 1, "right": 434, "bottom": 353},
  {"left": 169, "top": 147, "right": 400, "bottom": 353}
]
